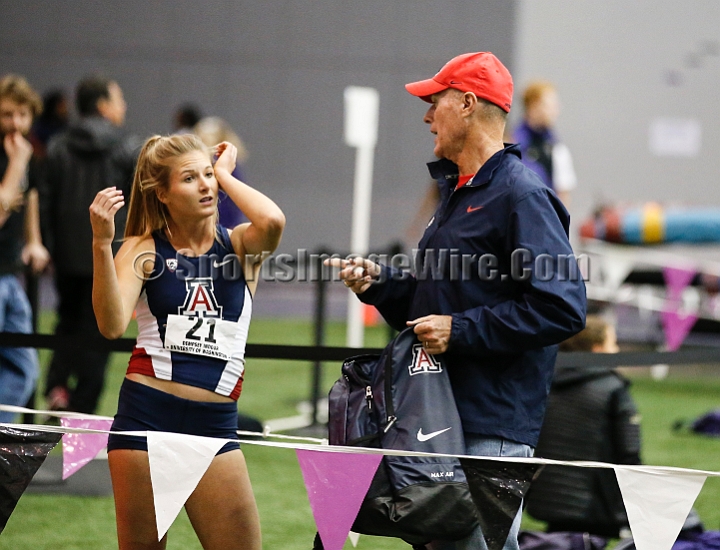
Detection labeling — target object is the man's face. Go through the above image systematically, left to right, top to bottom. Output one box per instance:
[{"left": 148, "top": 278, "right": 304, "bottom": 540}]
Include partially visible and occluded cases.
[
  {"left": 98, "top": 81, "right": 127, "bottom": 127},
  {"left": 423, "top": 89, "right": 466, "bottom": 162},
  {"left": 0, "top": 98, "right": 33, "bottom": 136}
]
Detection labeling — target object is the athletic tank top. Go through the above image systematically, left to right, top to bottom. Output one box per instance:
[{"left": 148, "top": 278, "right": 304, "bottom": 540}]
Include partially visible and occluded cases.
[{"left": 127, "top": 226, "right": 252, "bottom": 400}]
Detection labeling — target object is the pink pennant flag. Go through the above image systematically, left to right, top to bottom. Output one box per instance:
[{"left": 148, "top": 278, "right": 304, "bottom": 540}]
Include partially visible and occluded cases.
[
  {"left": 662, "top": 266, "right": 696, "bottom": 301},
  {"left": 661, "top": 310, "right": 698, "bottom": 351},
  {"left": 61, "top": 418, "right": 113, "bottom": 480},
  {"left": 296, "top": 449, "right": 381, "bottom": 550}
]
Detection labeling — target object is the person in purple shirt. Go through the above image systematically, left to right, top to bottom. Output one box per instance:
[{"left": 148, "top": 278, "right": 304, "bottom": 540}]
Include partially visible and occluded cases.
[
  {"left": 513, "top": 81, "right": 577, "bottom": 207},
  {"left": 193, "top": 116, "right": 249, "bottom": 229}
]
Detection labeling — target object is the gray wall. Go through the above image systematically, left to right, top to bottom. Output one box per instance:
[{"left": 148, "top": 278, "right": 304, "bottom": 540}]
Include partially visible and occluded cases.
[
  {"left": 0, "top": 0, "right": 515, "bottom": 255},
  {"left": 514, "top": 0, "right": 720, "bottom": 243}
]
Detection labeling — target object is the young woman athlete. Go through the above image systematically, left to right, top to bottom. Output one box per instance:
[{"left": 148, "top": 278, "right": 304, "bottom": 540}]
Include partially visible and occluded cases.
[{"left": 90, "top": 133, "right": 285, "bottom": 549}]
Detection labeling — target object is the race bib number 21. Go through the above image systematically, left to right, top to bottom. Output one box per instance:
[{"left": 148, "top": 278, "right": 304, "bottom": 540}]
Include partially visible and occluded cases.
[{"left": 164, "top": 314, "right": 238, "bottom": 361}]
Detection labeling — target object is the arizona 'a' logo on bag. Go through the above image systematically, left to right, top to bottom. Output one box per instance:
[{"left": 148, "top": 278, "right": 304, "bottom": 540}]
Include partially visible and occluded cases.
[{"left": 408, "top": 344, "right": 443, "bottom": 376}]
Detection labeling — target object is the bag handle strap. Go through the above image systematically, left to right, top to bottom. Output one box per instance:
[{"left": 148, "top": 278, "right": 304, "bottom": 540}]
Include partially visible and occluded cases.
[{"left": 381, "top": 329, "right": 413, "bottom": 433}]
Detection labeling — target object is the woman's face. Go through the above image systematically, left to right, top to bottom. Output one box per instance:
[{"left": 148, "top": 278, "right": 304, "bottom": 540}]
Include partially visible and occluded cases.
[{"left": 160, "top": 150, "right": 217, "bottom": 220}]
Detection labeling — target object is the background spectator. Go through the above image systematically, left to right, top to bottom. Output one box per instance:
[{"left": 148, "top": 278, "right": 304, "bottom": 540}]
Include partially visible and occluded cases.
[
  {"left": 0, "top": 74, "right": 50, "bottom": 422},
  {"left": 41, "top": 74, "right": 139, "bottom": 414},
  {"left": 513, "top": 80, "right": 577, "bottom": 207},
  {"left": 29, "top": 88, "right": 69, "bottom": 158},
  {"left": 172, "top": 102, "right": 202, "bottom": 135},
  {"left": 193, "top": 116, "right": 248, "bottom": 228},
  {"left": 524, "top": 315, "right": 641, "bottom": 539}
]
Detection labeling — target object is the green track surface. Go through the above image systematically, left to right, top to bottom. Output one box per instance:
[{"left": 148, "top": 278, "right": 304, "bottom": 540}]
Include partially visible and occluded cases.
[{"left": 2, "top": 313, "right": 720, "bottom": 549}]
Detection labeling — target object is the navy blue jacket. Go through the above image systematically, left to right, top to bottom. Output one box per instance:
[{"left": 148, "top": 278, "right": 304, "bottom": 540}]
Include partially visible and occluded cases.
[{"left": 359, "top": 144, "right": 586, "bottom": 447}]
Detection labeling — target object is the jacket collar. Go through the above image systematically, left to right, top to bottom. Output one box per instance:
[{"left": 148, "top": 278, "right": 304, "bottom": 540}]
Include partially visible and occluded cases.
[{"left": 427, "top": 144, "right": 521, "bottom": 189}]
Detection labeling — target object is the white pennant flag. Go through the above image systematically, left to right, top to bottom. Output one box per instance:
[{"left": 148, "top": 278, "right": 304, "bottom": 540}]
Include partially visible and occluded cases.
[
  {"left": 602, "top": 257, "right": 635, "bottom": 290},
  {"left": 148, "top": 432, "right": 227, "bottom": 540},
  {"left": 614, "top": 466, "right": 706, "bottom": 550},
  {"left": 348, "top": 531, "right": 361, "bottom": 547}
]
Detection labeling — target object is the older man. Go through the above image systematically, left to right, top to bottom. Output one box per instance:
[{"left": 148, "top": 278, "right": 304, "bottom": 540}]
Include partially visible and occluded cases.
[
  {"left": 331, "top": 52, "right": 586, "bottom": 549},
  {"left": 0, "top": 75, "right": 50, "bottom": 422}
]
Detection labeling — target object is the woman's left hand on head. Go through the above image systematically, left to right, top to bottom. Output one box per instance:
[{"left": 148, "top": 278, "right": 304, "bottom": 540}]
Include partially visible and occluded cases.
[{"left": 214, "top": 141, "right": 237, "bottom": 176}]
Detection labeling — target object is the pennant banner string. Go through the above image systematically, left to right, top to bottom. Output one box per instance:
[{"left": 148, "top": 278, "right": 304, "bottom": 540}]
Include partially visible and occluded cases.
[
  {"left": 580, "top": 238, "right": 720, "bottom": 322},
  {"left": 584, "top": 284, "right": 720, "bottom": 325},
  {"left": 0, "top": 404, "right": 114, "bottom": 420},
  {"left": 0, "top": 405, "right": 327, "bottom": 444},
  {"left": 3, "top": 421, "right": 720, "bottom": 478}
]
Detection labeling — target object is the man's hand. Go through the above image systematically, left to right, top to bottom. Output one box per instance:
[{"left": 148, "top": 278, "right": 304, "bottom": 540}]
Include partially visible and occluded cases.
[
  {"left": 4, "top": 132, "right": 33, "bottom": 167},
  {"left": 90, "top": 187, "right": 125, "bottom": 246},
  {"left": 21, "top": 242, "right": 50, "bottom": 274},
  {"left": 324, "top": 256, "right": 381, "bottom": 294},
  {"left": 407, "top": 315, "right": 452, "bottom": 354}
]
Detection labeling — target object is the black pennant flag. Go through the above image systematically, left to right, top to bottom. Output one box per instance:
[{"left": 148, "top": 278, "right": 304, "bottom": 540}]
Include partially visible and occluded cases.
[
  {"left": 0, "top": 426, "right": 63, "bottom": 533},
  {"left": 459, "top": 458, "right": 540, "bottom": 550}
]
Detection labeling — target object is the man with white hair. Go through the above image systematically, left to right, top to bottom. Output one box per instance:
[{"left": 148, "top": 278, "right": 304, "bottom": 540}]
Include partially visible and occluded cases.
[{"left": 330, "top": 52, "right": 586, "bottom": 549}]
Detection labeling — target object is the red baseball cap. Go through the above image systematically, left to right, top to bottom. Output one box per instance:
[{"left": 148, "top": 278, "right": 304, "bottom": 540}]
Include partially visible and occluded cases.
[{"left": 405, "top": 52, "right": 513, "bottom": 112}]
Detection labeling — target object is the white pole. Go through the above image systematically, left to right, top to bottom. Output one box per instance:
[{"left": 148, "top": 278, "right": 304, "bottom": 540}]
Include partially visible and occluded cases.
[
  {"left": 343, "top": 86, "right": 379, "bottom": 348},
  {"left": 347, "top": 145, "right": 375, "bottom": 347},
  {"left": 350, "top": 146, "right": 375, "bottom": 256}
]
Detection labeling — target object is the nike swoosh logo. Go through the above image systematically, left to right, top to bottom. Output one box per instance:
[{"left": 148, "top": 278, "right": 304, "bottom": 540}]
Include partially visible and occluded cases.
[
  {"left": 467, "top": 205, "right": 484, "bottom": 213},
  {"left": 213, "top": 258, "right": 235, "bottom": 268},
  {"left": 417, "top": 427, "right": 452, "bottom": 442}
]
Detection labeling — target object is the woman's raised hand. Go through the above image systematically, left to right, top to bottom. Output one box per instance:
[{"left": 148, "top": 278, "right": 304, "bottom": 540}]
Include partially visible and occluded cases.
[
  {"left": 213, "top": 141, "right": 238, "bottom": 179},
  {"left": 90, "top": 187, "right": 125, "bottom": 245}
]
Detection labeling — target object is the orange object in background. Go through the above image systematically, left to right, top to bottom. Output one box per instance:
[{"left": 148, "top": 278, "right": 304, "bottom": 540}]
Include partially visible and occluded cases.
[{"left": 363, "top": 304, "right": 381, "bottom": 327}]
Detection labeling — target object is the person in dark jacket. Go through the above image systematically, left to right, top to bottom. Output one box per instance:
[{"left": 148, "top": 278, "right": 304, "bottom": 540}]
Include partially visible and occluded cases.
[
  {"left": 328, "top": 52, "right": 586, "bottom": 550},
  {"left": 42, "top": 74, "right": 139, "bottom": 414},
  {"left": 29, "top": 88, "right": 69, "bottom": 159},
  {"left": 525, "top": 315, "right": 641, "bottom": 539}
]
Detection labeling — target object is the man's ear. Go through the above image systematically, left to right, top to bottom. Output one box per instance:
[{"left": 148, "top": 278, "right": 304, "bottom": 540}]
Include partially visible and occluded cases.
[{"left": 462, "top": 92, "right": 477, "bottom": 115}]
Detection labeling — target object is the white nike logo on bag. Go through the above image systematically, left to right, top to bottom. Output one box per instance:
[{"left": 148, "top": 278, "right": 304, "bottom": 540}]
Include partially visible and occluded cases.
[
  {"left": 213, "top": 258, "right": 235, "bottom": 268},
  {"left": 417, "top": 427, "right": 452, "bottom": 442}
]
